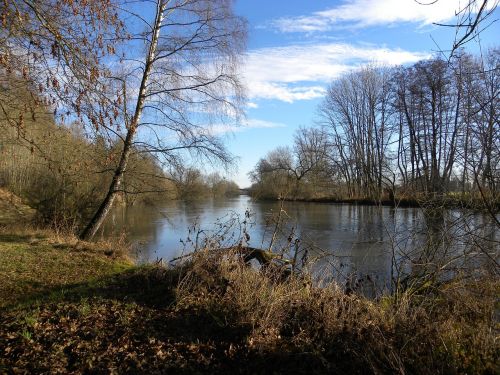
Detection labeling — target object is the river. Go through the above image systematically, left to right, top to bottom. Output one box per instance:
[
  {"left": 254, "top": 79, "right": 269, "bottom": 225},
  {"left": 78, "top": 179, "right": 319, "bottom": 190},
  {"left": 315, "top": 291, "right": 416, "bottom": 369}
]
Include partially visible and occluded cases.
[{"left": 101, "top": 195, "right": 498, "bottom": 294}]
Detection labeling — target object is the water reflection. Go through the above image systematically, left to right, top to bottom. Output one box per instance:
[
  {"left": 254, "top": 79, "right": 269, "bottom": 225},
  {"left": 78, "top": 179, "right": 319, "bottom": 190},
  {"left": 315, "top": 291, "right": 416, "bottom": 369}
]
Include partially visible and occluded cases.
[{"left": 101, "top": 195, "right": 498, "bottom": 293}]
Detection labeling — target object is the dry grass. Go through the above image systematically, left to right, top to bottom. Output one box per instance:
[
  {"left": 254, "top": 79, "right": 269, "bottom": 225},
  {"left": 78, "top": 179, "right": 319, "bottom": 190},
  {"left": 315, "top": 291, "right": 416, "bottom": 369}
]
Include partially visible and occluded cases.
[
  {"left": 0, "top": 188, "right": 35, "bottom": 226},
  {"left": 174, "top": 250, "right": 499, "bottom": 374}
]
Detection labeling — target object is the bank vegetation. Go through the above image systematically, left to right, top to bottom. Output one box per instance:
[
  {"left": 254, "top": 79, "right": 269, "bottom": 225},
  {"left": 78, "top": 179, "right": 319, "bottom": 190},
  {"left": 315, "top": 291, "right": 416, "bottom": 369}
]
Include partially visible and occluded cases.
[{"left": 250, "top": 51, "right": 499, "bottom": 213}]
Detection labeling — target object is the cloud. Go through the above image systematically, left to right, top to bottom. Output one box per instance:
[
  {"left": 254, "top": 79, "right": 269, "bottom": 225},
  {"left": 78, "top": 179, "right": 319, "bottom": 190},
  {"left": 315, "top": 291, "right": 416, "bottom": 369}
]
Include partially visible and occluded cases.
[
  {"left": 270, "top": 0, "right": 494, "bottom": 33},
  {"left": 243, "top": 43, "right": 429, "bottom": 102},
  {"left": 248, "top": 82, "right": 327, "bottom": 103},
  {"left": 246, "top": 102, "right": 259, "bottom": 109},
  {"left": 207, "top": 118, "right": 286, "bottom": 135},
  {"left": 245, "top": 118, "right": 286, "bottom": 129}
]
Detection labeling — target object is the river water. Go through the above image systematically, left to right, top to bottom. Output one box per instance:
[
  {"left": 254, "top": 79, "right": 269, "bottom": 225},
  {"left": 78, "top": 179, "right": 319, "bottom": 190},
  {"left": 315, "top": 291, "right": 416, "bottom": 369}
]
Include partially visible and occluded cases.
[{"left": 101, "top": 195, "right": 498, "bottom": 293}]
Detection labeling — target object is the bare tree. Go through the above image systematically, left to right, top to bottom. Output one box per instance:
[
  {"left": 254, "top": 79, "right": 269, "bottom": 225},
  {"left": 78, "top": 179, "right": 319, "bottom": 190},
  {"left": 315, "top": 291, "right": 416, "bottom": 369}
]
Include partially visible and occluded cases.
[
  {"left": 80, "top": 0, "right": 246, "bottom": 239},
  {"left": 416, "top": 0, "right": 498, "bottom": 58},
  {"left": 0, "top": 1, "right": 246, "bottom": 238},
  {"left": 394, "top": 59, "right": 462, "bottom": 197},
  {"left": 319, "top": 66, "right": 395, "bottom": 200},
  {"left": 249, "top": 128, "right": 330, "bottom": 200}
]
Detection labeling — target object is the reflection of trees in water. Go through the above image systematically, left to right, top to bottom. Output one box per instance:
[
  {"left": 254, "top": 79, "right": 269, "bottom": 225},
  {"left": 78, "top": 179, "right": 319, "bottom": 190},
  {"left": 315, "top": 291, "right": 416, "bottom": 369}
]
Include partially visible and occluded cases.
[
  {"left": 100, "top": 197, "right": 497, "bottom": 296},
  {"left": 180, "top": 200, "right": 205, "bottom": 230},
  {"left": 289, "top": 204, "right": 397, "bottom": 296},
  {"left": 393, "top": 207, "right": 499, "bottom": 293},
  {"left": 410, "top": 208, "right": 450, "bottom": 283}
]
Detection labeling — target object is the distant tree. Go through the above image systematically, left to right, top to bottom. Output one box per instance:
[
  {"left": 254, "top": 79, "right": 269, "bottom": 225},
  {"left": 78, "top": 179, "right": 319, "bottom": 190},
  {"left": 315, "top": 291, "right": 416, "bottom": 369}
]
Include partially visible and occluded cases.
[
  {"left": 471, "top": 48, "right": 499, "bottom": 195},
  {"left": 250, "top": 52, "right": 498, "bottom": 207},
  {"left": 393, "top": 59, "right": 462, "bottom": 195},
  {"left": 319, "top": 66, "right": 395, "bottom": 199},
  {"left": 249, "top": 127, "right": 330, "bottom": 199},
  {"left": 249, "top": 147, "right": 294, "bottom": 199},
  {"left": 170, "top": 164, "right": 207, "bottom": 200},
  {"left": 206, "top": 172, "right": 240, "bottom": 197}
]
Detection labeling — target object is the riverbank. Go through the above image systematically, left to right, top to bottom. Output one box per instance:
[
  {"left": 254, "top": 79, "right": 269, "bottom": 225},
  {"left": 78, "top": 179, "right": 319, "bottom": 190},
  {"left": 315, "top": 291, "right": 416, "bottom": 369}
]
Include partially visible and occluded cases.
[
  {"left": 255, "top": 194, "right": 500, "bottom": 210},
  {"left": 1, "top": 225, "right": 498, "bottom": 374}
]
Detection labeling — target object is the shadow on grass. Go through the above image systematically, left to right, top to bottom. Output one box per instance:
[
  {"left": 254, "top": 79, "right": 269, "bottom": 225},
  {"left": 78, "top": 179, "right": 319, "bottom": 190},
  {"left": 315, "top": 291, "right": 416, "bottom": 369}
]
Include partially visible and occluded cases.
[
  {"left": 0, "top": 233, "right": 40, "bottom": 244},
  {"left": 0, "top": 264, "right": 386, "bottom": 374},
  {"left": 3, "top": 264, "right": 488, "bottom": 374},
  {"left": 0, "top": 266, "right": 264, "bottom": 374},
  {"left": 2, "top": 266, "right": 180, "bottom": 312}
]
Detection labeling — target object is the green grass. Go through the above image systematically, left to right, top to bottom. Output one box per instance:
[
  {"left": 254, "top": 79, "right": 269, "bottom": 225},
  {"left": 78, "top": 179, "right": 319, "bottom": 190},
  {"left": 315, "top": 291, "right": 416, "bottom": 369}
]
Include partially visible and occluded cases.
[{"left": 0, "top": 230, "right": 131, "bottom": 308}]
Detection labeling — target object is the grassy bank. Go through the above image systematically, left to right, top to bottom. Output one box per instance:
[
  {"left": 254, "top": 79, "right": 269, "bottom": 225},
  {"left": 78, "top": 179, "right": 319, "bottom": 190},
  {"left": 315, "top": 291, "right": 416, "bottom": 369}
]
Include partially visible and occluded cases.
[
  {"left": 0, "top": 226, "right": 498, "bottom": 374},
  {"left": 0, "top": 227, "right": 131, "bottom": 309}
]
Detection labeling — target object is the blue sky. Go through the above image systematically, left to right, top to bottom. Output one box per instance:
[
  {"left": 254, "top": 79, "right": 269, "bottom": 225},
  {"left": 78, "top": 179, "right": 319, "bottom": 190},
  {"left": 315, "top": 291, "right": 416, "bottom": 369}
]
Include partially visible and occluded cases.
[{"left": 215, "top": 0, "right": 499, "bottom": 188}]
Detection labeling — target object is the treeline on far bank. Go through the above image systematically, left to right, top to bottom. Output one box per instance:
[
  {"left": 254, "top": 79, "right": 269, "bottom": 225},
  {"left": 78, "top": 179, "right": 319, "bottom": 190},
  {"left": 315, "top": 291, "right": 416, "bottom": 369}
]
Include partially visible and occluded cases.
[
  {"left": 249, "top": 51, "right": 499, "bottom": 209},
  {"left": 0, "top": 76, "right": 240, "bottom": 229}
]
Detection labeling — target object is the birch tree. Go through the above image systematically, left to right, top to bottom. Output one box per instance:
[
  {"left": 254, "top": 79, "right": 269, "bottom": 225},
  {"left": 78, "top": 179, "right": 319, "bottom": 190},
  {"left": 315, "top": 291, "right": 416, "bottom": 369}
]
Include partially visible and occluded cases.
[{"left": 80, "top": 0, "right": 246, "bottom": 239}]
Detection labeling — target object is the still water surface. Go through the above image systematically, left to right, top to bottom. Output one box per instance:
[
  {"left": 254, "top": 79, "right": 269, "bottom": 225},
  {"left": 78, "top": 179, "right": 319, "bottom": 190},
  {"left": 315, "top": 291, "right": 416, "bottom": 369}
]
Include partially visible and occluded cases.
[{"left": 102, "top": 195, "right": 497, "bottom": 292}]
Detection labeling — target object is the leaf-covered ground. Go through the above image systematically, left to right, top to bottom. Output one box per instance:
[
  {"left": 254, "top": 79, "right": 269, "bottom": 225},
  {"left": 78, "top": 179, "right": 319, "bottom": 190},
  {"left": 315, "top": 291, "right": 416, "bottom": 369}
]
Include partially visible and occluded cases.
[
  {"left": 0, "top": 231, "right": 325, "bottom": 374},
  {"left": 1, "top": 283, "right": 251, "bottom": 374}
]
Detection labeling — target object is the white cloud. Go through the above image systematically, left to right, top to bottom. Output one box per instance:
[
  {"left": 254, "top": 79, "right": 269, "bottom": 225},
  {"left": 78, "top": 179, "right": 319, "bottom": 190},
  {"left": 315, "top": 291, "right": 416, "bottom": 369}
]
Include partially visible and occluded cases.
[
  {"left": 271, "top": 0, "right": 495, "bottom": 33},
  {"left": 243, "top": 43, "right": 429, "bottom": 102},
  {"left": 248, "top": 82, "right": 327, "bottom": 103},
  {"left": 246, "top": 102, "right": 259, "bottom": 109},
  {"left": 207, "top": 118, "right": 286, "bottom": 135},
  {"left": 245, "top": 119, "right": 286, "bottom": 129}
]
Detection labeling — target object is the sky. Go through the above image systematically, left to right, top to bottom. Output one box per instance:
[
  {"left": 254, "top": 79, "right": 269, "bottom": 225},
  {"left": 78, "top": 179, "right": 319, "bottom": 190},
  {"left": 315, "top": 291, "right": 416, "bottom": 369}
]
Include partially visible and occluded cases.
[{"left": 214, "top": 0, "right": 500, "bottom": 188}]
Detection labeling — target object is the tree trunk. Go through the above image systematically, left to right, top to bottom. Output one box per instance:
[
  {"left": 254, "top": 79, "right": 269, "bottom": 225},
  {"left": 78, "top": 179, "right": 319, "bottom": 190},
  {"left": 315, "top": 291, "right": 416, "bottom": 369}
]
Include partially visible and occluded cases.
[
  {"left": 79, "top": 0, "right": 165, "bottom": 240},
  {"left": 79, "top": 130, "right": 135, "bottom": 239}
]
